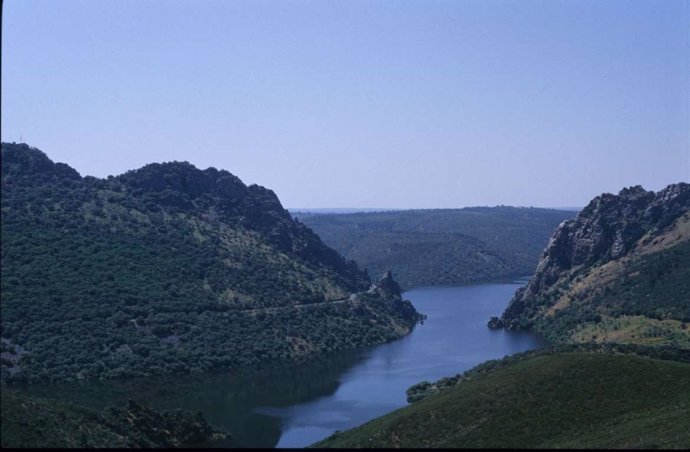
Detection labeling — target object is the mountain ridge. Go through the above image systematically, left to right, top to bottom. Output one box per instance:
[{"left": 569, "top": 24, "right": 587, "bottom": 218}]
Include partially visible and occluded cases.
[
  {"left": 0, "top": 142, "right": 421, "bottom": 383},
  {"left": 314, "top": 182, "right": 690, "bottom": 449},
  {"left": 490, "top": 182, "right": 690, "bottom": 347},
  {"left": 298, "top": 207, "right": 576, "bottom": 289}
]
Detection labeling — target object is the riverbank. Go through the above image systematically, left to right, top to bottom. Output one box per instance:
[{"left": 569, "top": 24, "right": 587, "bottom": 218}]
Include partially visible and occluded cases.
[
  {"left": 2, "top": 282, "right": 544, "bottom": 448},
  {"left": 314, "top": 349, "right": 690, "bottom": 448}
]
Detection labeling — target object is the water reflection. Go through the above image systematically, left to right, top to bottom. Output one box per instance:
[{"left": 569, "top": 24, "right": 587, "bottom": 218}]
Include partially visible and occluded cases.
[
  {"left": 18, "top": 281, "right": 545, "bottom": 448},
  {"left": 268, "top": 281, "right": 546, "bottom": 447},
  {"left": 20, "top": 350, "right": 368, "bottom": 447}
]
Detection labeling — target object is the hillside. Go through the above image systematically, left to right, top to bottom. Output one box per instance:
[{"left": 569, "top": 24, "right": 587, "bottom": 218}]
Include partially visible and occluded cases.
[
  {"left": 0, "top": 143, "right": 421, "bottom": 383},
  {"left": 314, "top": 183, "right": 690, "bottom": 449},
  {"left": 490, "top": 183, "right": 690, "bottom": 347},
  {"left": 297, "top": 207, "right": 576, "bottom": 289},
  {"left": 314, "top": 350, "right": 690, "bottom": 449},
  {"left": 0, "top": 390, "right": 227, "bottom": 448}
]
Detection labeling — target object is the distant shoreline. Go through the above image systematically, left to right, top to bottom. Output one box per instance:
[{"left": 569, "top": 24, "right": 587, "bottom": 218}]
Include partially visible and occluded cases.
[{"left": 289, "top": 206, "right": 582, "bottom": 215}]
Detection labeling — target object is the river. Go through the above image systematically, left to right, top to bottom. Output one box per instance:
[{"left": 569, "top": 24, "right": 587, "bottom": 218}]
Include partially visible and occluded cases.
[{"left": 24, "top": 280, "right": 545, "bottom": 448}]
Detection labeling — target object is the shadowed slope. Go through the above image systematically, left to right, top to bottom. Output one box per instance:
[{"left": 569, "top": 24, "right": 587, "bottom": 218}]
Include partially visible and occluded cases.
[{"left": 1, "top": 142, "right": 421, "bottom": 383}]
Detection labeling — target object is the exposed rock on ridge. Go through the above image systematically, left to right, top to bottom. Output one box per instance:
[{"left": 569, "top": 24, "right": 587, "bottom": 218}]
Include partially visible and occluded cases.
[
  {"left": 493, "top": 183, "right": 690, "bottom": 332},
  {"left": 373, "top": 271, "right": 420, "bottom": 321}
]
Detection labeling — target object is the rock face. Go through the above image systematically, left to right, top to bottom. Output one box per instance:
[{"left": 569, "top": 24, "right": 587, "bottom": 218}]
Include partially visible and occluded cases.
[
  {"left": 493, "top": 183, "right": 690, "bottom": 341},
  {"left": 373, "top": 271, "right": 421, "bottom": 321},
  {"left": 376, "top": 271, "right": 403, "bottom": 300},
  {"left": 487, "top": 316, "right": 504, "bottom": 329}
]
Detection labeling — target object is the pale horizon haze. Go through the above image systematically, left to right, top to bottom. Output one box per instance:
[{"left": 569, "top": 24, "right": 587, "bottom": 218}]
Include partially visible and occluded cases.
[{"left": 2, "top": 0, "right": 689, "bottom": 209}]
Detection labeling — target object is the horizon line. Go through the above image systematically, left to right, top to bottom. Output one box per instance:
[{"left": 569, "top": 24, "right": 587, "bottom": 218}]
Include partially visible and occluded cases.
[{"left": 287, "top": 206, "right": 583, "bottom": 212}]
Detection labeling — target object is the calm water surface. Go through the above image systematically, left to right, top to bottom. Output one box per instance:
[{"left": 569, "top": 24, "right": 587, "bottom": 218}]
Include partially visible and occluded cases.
[{"left": 27, "top": 281, "right": 545, "bottom": 448}]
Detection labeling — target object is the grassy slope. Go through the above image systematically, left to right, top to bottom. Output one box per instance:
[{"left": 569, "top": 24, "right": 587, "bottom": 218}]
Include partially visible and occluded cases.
[
  {"left": 314, "top": 190, "right": 690, "bottom": 449},
  {"left": 299, "top": 208, "right": 575, "bottom": 289},
  {"left": 515, "top": 214, "right": 690, "bottom": 347},
  {"left": 314, "top": 352, "right": 690, "bottom": 449}
]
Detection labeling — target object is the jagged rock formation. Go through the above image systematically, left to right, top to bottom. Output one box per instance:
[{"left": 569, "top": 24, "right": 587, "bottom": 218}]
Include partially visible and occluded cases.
[
  {"left": 0, "top": 142, "right": 421, "bottom": 383},
  {"left": 491, "top": 183, "right": 690, "bottom": 347},
  {"left": 372, "top": 270, "right": 421, "bottom": 321}
]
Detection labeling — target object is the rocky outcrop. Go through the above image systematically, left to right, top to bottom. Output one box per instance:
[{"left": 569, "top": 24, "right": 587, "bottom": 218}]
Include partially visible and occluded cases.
[
  {"left": 494, "top": 183, "right": 690, "bottom": 331},
  {"left": 376, "top": 270, "right": 403, "bottom": 300},
  {"left": 374, "top": 271, "right": 422, "bottom": 322},
  {"left": 487, "top": 316, "right": 504, "bottom": 329}
]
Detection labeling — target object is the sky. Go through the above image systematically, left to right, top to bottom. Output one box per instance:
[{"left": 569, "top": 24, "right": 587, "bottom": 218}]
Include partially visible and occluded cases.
[{"left": 2, "top": 0, "right": 689, "bottom": 209}]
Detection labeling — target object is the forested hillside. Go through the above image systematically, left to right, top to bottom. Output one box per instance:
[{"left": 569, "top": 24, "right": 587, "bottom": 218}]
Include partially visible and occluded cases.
[
  {"left": 0, "top": 143, "right": 420, "bottom": 383},
  {"left": 313, "top": 184, "right": 690, "bottom": 449},
  {"left": 297, "top": 207, "right": 575, "bottom": 289},
  {"left": 315, "top": 349, "right": 690, "bottom": 448},
  {"left": 1, "top": 390, "right": 227, "bottom": 448}
]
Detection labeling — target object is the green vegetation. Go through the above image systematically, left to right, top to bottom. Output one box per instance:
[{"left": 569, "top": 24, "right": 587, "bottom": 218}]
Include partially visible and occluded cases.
[
  {"left": 0, "top": 143, "right": 420, "bottom": 383},
  {"left": 495, "top": 184, "right": 690, "bottom": 347},
  {"left": 314, "top": 185, "right": 690, "bottom": 449},
  {"left": 298, "top": 207, "right": 575, "bottom": 289},
  {"left": 504, "top": 220, "right": 690, "bottom": 347},
  {"left": 406, "top": 343, "right": 690, "bottom": 403},
  {"left": 314, "top": 351, "right": 690, "bottom": 448},
  {"left": 0, "top": 390, "right": 227, "bottom": 448}
]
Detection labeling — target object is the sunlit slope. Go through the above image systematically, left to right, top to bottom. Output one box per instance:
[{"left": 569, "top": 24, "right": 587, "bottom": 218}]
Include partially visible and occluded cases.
[
  {"left": 494, "top": 184, "right": 690, "bottom": 347},
  {"left": 313, "top": 352, "right": 690, "bottom": 449}
]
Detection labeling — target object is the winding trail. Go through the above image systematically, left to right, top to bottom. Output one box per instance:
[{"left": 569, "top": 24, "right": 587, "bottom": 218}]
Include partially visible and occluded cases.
[{"left": 242, "top": 295, "right": 352, "bottom": 315}]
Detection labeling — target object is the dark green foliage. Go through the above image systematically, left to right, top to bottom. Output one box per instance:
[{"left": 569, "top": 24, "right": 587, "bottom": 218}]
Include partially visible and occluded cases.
[
  {"left": 0, "top": 143, "right": 420, "bottom": 383},
  {"left": 314, "top": 185, "right": 690, "bottom": 449},
  {"left": 298, "top": 207, "right": 575, "bottom": 289},
  {"left": 604, "top": 240, "right": 690, "bottom": 321},
  {"left": 515, "top": 241, "right": 690, "bottom": 345},
  {"left": 406, "top": 343, "right": 690, "bottom": 402},
  {"left": 314, "top": 352, "right": 690, "bottom": 448},
  {"left": 0, "top": 390, "right": 227, "bottom": 448}
]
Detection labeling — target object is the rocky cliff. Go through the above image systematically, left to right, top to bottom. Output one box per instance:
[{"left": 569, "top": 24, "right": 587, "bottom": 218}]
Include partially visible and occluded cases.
[{"left": 490, "top": 183, "right": 690, "bottom": 347}]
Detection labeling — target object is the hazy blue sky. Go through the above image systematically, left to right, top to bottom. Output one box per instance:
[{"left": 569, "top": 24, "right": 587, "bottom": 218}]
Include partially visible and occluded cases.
[{"left": 2, "top": 0, "right": 688, "bottom": 208}]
